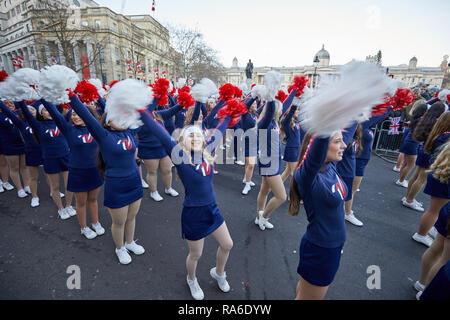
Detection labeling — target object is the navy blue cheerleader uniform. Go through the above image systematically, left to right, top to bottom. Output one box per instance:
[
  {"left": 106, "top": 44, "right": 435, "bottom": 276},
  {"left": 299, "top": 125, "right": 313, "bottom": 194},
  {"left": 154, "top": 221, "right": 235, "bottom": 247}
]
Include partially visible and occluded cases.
[
  {"left": 69, "top": 95, "right": 142, "bottom": 208},
  {"left": 240, "top": 97, "right": 258, "bottom": 158},
  {"left": 42, "top": 100, "right": 103, "bottom": 193},
  {"left": 258, "top": 100, "right": 282, "bottom": 176},
  {"left": 0, "top": 102, "right": 42, "bottom": 166},
  {"left": 19, "top": 102, "right": 70, "bottom": 174},
  {"left": 281, "top": 103, "right": 301, "bottom": 162},
  {"left": 0, "top": 105, "right": 25, "bottom": 156},
  {"left": 139, "top": 109, "right": 231, "bottom": 241},
  {"left": 355, "top": 111, "right": 391, "bottom": 177},
  {"left": 399, "top": 121, "right": 420, "bottom": 155},
  {"left": 336, "top": 123, "right": 359, "bottom": 200},
  {"left": 416, "top": 132, "right": 450, "bottom": 169},
  {"left": 424, "top": 170, "right": 450, "bottom": 199},
  {"left": 434, "top": 202, "right": 449, "bottom": 237},
  {"left": 420, "top": 260, "right": 450, "bottom": 300}
]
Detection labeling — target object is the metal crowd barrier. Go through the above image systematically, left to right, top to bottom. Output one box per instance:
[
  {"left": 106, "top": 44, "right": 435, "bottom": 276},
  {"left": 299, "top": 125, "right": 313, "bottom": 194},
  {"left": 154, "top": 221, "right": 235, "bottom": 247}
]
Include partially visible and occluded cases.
[{"left": 373, "top": 120, "right": 404, "bottom": 163}]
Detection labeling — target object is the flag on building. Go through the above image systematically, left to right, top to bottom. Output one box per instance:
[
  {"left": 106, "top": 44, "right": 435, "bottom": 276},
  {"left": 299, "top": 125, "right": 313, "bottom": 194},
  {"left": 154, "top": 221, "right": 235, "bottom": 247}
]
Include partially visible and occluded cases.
[
  {"left": 152, "top": 0, "right": 156, "bottom": 12},
  {"left": 50, "top": 55, "right": 58, "bottom": 65},
  {"left": 12, "top": 56, "right": 24, "bottom": 68},
  {"left": 127, "top": 60, "right": 133, "bottom": 72},
  {"left": 136, "top": 61, "right": 142, "bottom": 74},
  {"left": 154, "top": 69, "right": 159, "bottom": 80},
  {"left": 162, "top": 71, "right": 166, "bottom": 79},
  {"left": 388, "top": 117, "right": 401, "bottom": 135}
]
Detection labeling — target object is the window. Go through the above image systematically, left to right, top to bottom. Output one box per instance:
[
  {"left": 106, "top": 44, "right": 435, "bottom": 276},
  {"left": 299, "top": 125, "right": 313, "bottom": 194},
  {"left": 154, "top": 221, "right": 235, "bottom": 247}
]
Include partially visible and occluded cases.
[
  {"left": 22, "top": 2, "right": 26, "bottom": 11},
  {"left": 16, "top": 5, "right": 20, "bottom": 14},
  {"left": 11, "top": 8, "right": 15, "bottom": 17},
  {"left": 6, "top": 11, "right": 9, "bottom": 18},
  {"left": 95, "top": 20, "right": 101, "bottom": 30},
  {"left": 112, "top": 23, "right": 117, "bottom": 32},
  {"left": 98, "top": 44, "right": 104, "bottom": 63},
  {"left": 115, "top": 47, "right": 120, "bottom": 65}
]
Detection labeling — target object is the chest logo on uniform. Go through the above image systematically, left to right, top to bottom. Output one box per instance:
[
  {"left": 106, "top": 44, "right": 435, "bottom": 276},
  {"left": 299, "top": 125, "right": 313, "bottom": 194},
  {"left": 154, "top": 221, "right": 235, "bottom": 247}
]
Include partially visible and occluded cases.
[
  {"left": 4, "top": 117, "right": 13, "bottom": 125},
  {"left": 295, "top": 123, "right": 301, "bottom": 130},
  {"left": 26, "top": 126, "right": 33, "bottom": 134},
  {"left": 46, "top": 127, "right": 60, "bottom": 137},
  {"left": 369, "top": 130, "right": 374, "bottom": 138},
  {"left": 78, "top": 133, "right": 93, "bottom": 144},
  {"left": 117, "top": 136, "right": 133, "bottom": 150},
  {"left": 352, "top": 141, "right": 359, "bottom": 154},
  {"left": 195, "top": 162, "right": 211, "bottom": 177},
  {"left": 331, "top": 174, "right": 347, "bottom": 200}
]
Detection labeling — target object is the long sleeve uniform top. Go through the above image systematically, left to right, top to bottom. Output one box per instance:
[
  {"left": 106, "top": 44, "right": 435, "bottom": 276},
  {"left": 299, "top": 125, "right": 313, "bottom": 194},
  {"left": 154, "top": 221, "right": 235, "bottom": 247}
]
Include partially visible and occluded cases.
[
  {"left": 69, "top": 95, "right": 138, "bottom": 178},
  {"left": 257, "top": 100, "right": 281, "bottom": 163},
  {"left": 0, "top": 103, "right": 25, "bottom": 153},
  {"left": 281, "top": 104, "right": 301, "bottom": 149},
  {"left": 357, "top": 110, "right": 391, "bottom": 160},
  {"left": 335, "top": 122, "right": 360, "bottom": 178}
]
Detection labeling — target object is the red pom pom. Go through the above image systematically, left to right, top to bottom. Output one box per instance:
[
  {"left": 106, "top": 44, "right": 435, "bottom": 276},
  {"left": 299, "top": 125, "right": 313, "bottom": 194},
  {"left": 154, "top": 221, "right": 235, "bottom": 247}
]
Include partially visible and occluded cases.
[
  {"left": 0, "top": 71, "right": 8, "bottom": 82},
  {"left": 288, "top": 76, "right": 308, "bottom": 97},
  {"left": 153, "top": 78, "right": 170, "bottom": 106},
  {"left": 75, "top": 80, "right": 99, "bottom": 103},
  {"left": 109, "top": 80, "right": 119, "bottom": 88},
  {"left": 219, "top": 83, "right": 235, "bottom": 102},
  {"left": 251, "top": 84, "right": 256, "bottom": 89},
  {"left": 170, "top": 86, "right": 176, "bottom": 96},
  {"left": 178, "top": 86, "right": 190, "bottom": 94},
  {"left": 234, "top": 86, "right": 243, "bottom": 99},
  {"left": 389, "top": 88, "right": 415, "bottom": 111},
  {"left": 275, "top": 90, "right": 288, "bottom": 103},
  {"left": 177, "top": 91, "right": 195, "bottom": 110},
  {"left": 447, "top": 94, "right": 450, "bottom": 103},
  {"left": 372, "top": 95, "right": 391, "bottom": 116},
  {"left": 217, "top": 98, "right": 248, "bottom": 127},
  {"left": 25, "top": 100, "right": 36, "bottom": 105},
  {"left": 59, "top": 103, "right": 71, "bottom": 110}
]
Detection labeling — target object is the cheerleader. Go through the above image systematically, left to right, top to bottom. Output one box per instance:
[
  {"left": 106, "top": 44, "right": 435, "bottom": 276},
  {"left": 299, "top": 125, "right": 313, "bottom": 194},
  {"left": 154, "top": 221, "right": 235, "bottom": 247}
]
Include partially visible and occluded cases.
[
  {"left": 68, "top": 80, "right": 146, "bottom": 265},
  {"left": 240, "top": 96, "right": 258, "bottom": 194},
  {"left": 136, "top": 97, "right": 179, "bottom": 202},
  {"left": 40, "top": 98, "right": 105, "bottom": 240},
  {"left": 138, "top": 98, "right": 244, "bottom": 300},
  {"left": 0, "top": 99, "right": 30, "bottom": 198},
  {"left": 0, "top": 101, "right": 42, "bottom": 207},
  {"left": 18, "top": 101, "right": 75, "bottom": 218},
  {"left": 280, "top": 102, "right": 302, "bottom": 183},
  {"left": 395, "top": 104, "right": 428, "bottom": 187},
  {"left": 403, "top": 109, "right": 449, "bottom": 211},
  {"left": 412, "top": 140, "right": 450, "bottom": 247},
  {"left": 0, "top": 148, "right": 11, "bottom": 193},
  {"left": 414, "top": 202, "right": 449, "bottom": 296}
]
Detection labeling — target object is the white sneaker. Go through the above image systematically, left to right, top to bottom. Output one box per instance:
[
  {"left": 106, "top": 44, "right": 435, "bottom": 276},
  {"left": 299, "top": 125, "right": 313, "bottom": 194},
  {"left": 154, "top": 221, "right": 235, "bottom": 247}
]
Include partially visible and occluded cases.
[
  {"left": 220, "top": 145, "right": 226, "bottom": 150},
  {"left": 235, "top": 160, "right": 245, "bottom": 166},
  {"left": 393, "top": 166, "right": 401, "bottom": 172},
  {"left": 213, "top": 169, "right": 219, "bottom": 174},
  {"left": 242, "top": 178, "right": 255, "bottom": 187},
  {"left": 141, "top": 179, "right": 149, "bottom": 189},
  {"left": 395, "top": 179, "right": 408, "bottom": 188},
  {"left": 3, "top": 182, "right": 14, "bottom": 191},
  {"left": 242, "top": 183, "right": 251, "bottom": 195},
  {"left": 0, "top": 184, "right": 4, "bottom": 193},
  {"left": 24, "top": 186, "right": 31, "bottom": 194},
  {"left": 165, "top": 188, "right": 179, "bottom": 197},
  {"left": 356, "top": 188, "right": 360, "bottom": 192},
  {"left": 18, "top": 189, "right": 28, "bottom": 198},
  {"left": 150, "top": 191, "right": 163, "bottom": 202},
  {"left": 31, "top": 197, "right": 40, "bottom": 207},
  {"left": 402, "top": 199, "right": 425, "bottom": 212},
  {"left": 65, "top": 206, "right": 77, "bottom": 217},
  {"left": 58, "top": 208, "right": 70, "bottom": 220},
  {"left": 257, "top": 211, "right": 274, "bottom": 231},
  {"left": 345, "top": 212, "right": 364, "bottom": 226},
  {"left": 91, "top": 222, "right": 105, "bottom": 235},
  {"left": 428, "top": 226, "right": 438, "bottom": 239},
  {"left": 81, "top": 227, "right": 97, "bottom": 240},
  {"left": 412, "top": 233, "right": 434, "bottom": 247},
  {"left": 125, "top": 240, "right": 145, "bottom": 255},
  {"left": 115, "top": 246, "right": 132, "bottom": 265},
  {"left": 210, "top": 267, "right": 230, "bottom": 293},
  {"left": 186, "top": 276, "right": 204, "bottom": 300},
  {"left": 414, "top": 281, "right": 425, "bottom": 292},
  {"left": 416, "top": 291, "right": 423, "bottom": 300}
]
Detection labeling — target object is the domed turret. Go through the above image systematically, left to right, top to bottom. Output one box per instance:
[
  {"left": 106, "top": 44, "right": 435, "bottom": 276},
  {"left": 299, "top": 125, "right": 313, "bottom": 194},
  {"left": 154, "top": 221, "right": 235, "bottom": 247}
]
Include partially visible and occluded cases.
[
  {"left": 314, "top": 45, "right": 330, "bottom": 67},
  {"left": 409, "top": 56, "right": 417, "bottom": 69},
  {"left": 232, "top": 57, "right": 238, "bottom": 69}
]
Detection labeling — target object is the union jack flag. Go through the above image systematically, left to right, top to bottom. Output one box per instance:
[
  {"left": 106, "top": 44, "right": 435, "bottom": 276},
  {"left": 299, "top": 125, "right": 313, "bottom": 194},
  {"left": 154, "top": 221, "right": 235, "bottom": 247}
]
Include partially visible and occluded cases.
[{"left": 388, "top": 117, "right": 401, "bottom": 135}]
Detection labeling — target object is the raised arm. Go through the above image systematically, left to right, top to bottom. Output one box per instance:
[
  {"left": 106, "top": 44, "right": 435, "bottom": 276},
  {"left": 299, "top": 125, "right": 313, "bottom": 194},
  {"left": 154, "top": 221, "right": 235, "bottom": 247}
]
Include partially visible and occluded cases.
[
  {"left": 282, "top": 89, "right": 296, "bottom": 116},
  {"left": 69, "top": 94, "right": 107, "bottom": 142},
  {"left": 96, "top": 95, "right": 106, "bottom": 116},
  {"left": 41, "top": 99, "right": 71, "bottom": 135},
  {"left": 17, "top": 100, "right": 42, "bottom": 134},
  {"left": 203, "top": 100, "right": 225, "bottom": 128},
  {"left": 257, "top": 100, "right": 275, "bottom": 130},
  {"left": 1, "top": 101, "right": 27, "bottom": 131},
  {"left": 156, "top": 104, "right": 183, "bottom": 121},
  {"left": 282, "top": 104, "right": 298, "bottom": 130},
  {"left": 362, "top": 107, "right": 391, "bottom": 130},
  {"left": 139, "top": 109, "right": 177, "bottom": 156},
  {"left": 205, "top": 115, "right": 231, "bottom": 148},
  {"left": 342, "top": 121, "right": 358, "bottom": 146},
  {"left": 296, "top": 136, "right": 329, "bottom": 187}
]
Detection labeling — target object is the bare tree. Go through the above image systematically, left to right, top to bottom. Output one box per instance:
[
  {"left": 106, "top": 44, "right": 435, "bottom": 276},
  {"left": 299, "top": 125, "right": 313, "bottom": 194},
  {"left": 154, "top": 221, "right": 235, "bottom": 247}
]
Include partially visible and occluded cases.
[
  {"left": 31, "top": 0, "right": 107, "bottom": 74},
  {"left": 165, "top": 23, "right": 225, "bottom": 84}
]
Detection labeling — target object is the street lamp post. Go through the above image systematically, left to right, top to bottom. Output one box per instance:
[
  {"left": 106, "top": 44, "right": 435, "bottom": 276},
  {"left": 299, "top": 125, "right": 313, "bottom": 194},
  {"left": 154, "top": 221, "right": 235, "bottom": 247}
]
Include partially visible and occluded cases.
[{"left": 313, "top": 55, "right": 320, "bottom": 88}]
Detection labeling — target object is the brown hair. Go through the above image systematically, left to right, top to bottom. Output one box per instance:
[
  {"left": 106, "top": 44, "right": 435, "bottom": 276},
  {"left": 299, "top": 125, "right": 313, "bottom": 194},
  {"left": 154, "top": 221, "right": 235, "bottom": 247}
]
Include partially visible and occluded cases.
[
  {"left": 424, "top": 111, "right": 450, "bottom": 154},
  {"left": 97, "top": 113, "right": 112, "bottom": 178},
  {"left": 349, "top": 124, "right": 363, "bottom": 157},
  {"left": 288, "top": 131, "right": 314, "bottom": 216},
  {"left": 428, "top": 140, "right": 450, "bottom": 184}
]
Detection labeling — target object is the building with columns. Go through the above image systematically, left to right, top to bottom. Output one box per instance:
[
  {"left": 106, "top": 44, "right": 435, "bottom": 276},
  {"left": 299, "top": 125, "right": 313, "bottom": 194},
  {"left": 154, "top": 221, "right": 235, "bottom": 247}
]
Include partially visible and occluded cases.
[
  {"left": 0, "top": 0, "right": 181, "bottom": 84},
  {"left": 224, "top": 45, "right": 447, "bottom": 90}
]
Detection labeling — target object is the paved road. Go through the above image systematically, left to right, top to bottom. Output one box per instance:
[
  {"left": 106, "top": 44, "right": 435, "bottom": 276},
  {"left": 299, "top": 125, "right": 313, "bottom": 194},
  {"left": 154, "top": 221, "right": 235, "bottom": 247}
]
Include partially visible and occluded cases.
[{"left": 0, "top": 153, "right": 428, "bottom": 300}]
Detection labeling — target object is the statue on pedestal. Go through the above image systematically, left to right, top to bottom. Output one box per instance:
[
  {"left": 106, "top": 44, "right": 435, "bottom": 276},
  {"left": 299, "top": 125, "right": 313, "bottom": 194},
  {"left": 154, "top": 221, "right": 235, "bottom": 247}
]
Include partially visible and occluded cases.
[{"left": 245, "top": 59, "right": 253, "bottom": 80}]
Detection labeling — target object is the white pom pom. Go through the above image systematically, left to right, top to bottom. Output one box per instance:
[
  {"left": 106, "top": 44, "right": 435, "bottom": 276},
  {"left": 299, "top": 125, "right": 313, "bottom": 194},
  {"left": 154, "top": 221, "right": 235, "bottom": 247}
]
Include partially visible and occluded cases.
[
  {"left": 299, "top": 61, "right": 390, "bottom": 137},
  {"left": 39, "top": 65, "right": 79, "bottom": 104},
  {"left": 1, "top": 68, "right": 40, "bottom": 101},
  {"left": 263, "top": 71, "right": 284, "bottom": 101},
  {"left": 176, "top": 77, "right": 186, "bottom": 89},
  {"left": 0, "top": 78, "right": 16, "bottom": 100},
  {"left": 88, "top": 78, "right": 107, "bottom": 97},
  {"left": 386, "top": 78, "right": 406, "bottom": 96},
  {"left": 105, "top": 79, "right": 153, "bottom": 129},
  {"left": 191, "top": 79, "right": 216, "bottom": 103},
  {"left": 238, "top": 82, "right": 249, "bottom": 95},
  {"left": 251, "top": 85, "right": 267, "bottom": 100},
  {"left": 438, "top": 89, "right": 450, "bottom": 102}
]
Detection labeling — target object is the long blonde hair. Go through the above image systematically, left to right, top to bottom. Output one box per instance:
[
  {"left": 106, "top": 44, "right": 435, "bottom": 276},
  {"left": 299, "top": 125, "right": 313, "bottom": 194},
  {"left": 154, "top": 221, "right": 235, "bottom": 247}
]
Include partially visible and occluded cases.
[{"left": 429, "top": 140, "right": 450, "bottom": 183}]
